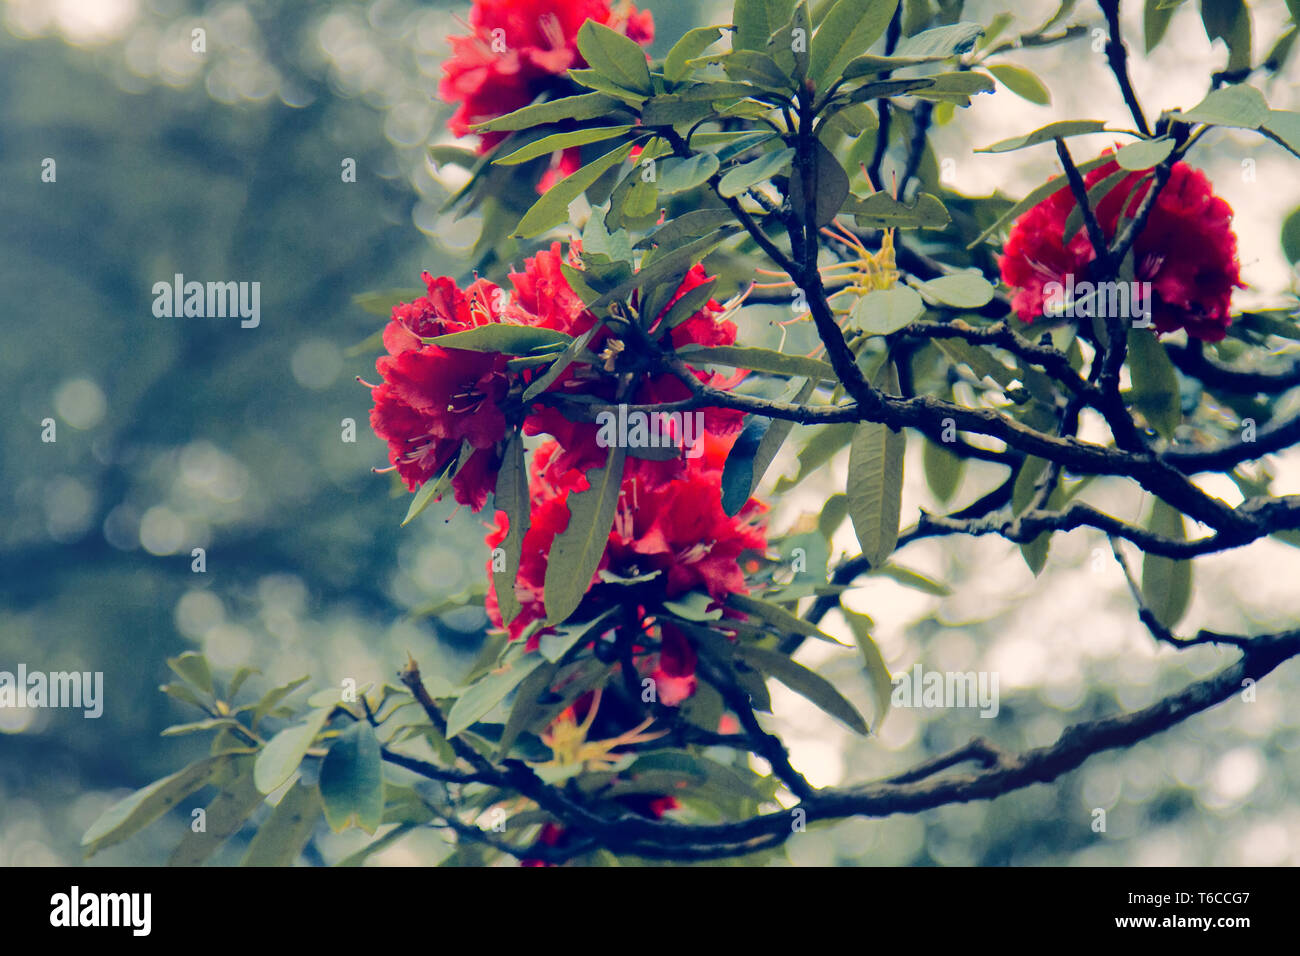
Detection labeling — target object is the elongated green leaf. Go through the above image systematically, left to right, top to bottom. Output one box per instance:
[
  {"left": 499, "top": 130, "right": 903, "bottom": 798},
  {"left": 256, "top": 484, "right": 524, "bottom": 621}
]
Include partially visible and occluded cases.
[
  {"left": 735, "top": 0, "right": 798, "bottom": 51},
  {"left": 809, "top": 0, "right": 900, "bottom": 91},
  {"left": 1144, "top": 0, "right": 1177, "bottom": 52},
  {"left": 1200, "top": 0, "right": 1252, "bottom": 73},
  {"left": 578, "top": 20, "right": 652, "bottom": 94},
  {"left": 895, "top": 20, "right": 984, "bottom": 57},
  {"left": 666, "top": 26, "right": 724, "bottom": 82},
  {"left": 987, "top": 63, "right": 1051, "bottom": 105},
  {"left": 1170, "top": 83, "right": 1269, "bottom": 129},
  {"left": 474, "top": 93, "right": 627, "bottom": 133},
  {"left": 1263, "top": 109, "right": 1300, "bottom": 158},
  {"left": 976, "top": 120, "right": 1109, "bottom": 153},
  {"left": 496, "top": 126, "right": 635, "bottom": 166},
  {"left": 1116, "top": 136, "right": 1177, "bottom": 171},
  {"left": 789, "top": 137, "right": 849, "bottom": 227},
  {"left": 513, "top": 141, "right": 638, "bottom": 238},
  {"left": 718, "top": 147, "right": 795, "bottom": 196},
  {"left": 657, "top": 153, "right": 721, "bottom": 194},
  {"left": 967, "top": 155, "right": 1112, "bottom": 248},
  {"left": 846, "top": 191, "right": 950, "bottom": 229},
  {"left": 635, "top": 208, "right": 734, "bottom": 250},
  {"left": 918, "top": 274, "right": 996, "bottom": 309},
  {"left": 654, "top": 276, "right": 718, "bottom": 333},
  {"left": 851, "top": 285, "right": 926, "bottom": 335},
  {"left": 521, "top": 321, "right": 604, "bottom": 403},
  {"left": 424, "top": 325, "right": 572, "bottom": 354},
  {"left": 1126, "top": 328, "right": 1181, "bottom": 439},
  {"left": 675, "top": 344, "right": 835, "bottom": 378},
  {"left": 722, "top": 378, "right": 816, "bottom": 515},
  {"left": 847, "top": 417, "right": 906, "bottom": 568},
  {"left": 775, "top": 422, "right": 856, "bottom": 492},
  {"left": 491, "top": 434, "right": 529, "bottom": 626},
  {"left": 922, "top": 435, "right": 964, "bottom": 502},
  {"left": 401, "top": 441, "right": 470, "bottom": 528},
  {"left": 544, "top": 446, "right": 627, "bottom": 624},
  {"left": 1141, "top": 499, "right": 1193, "bottom": 628},
  {"left": 871, "top": 562, "right": 952, "bottom": 595},
  {"left": 727, "top": 593, "right": 848, "bottom": 645},
  {"left": 842, "top": 609, "right": 891, "bottom": 732},
  {"left": 733, "top": 645, "right": 869, "bottom": 734},
  {"left": 167, "top": 652, "right": 214, "bottom": 696},
  {"left": 447, "top": 652, "right": 546, "bottom": 739},
  {"left": 497, "top": 660, "right": 560, "bottom": 757},
  {"left": 248, "top": 675, "right": 310, "bottom": 730},
  {"left": 254, "top": 707, "right": 331, "bottom": 795},
  {"left": 161, "top": 718, "right": 246, "bottom": 738},
  {"left": 319, "top": 721, "right": 384, "bottom": 834},
  {"left": 82, "top": 755, "right": 239, "bottom": 857},
  {"left": 170, "top": 755, "right": 265, "bottom": 866},
  {"left": 240, "top": 780, "right": 322, "bottom": 867}
]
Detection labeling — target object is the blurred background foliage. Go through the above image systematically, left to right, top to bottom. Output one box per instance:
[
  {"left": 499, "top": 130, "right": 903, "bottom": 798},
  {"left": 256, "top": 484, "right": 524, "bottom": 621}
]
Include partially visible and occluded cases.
[{"left": 2, "top": 0, "right": 1299, "bottom": 866}]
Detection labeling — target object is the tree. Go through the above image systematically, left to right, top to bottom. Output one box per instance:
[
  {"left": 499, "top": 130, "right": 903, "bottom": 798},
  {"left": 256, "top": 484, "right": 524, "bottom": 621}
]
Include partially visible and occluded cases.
[{"left": 83, "top": 0, "right": 1300, "bottom": 866}]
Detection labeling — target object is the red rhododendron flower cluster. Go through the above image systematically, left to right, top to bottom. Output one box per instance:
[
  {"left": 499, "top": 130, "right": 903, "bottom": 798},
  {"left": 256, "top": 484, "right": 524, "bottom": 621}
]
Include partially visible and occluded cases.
[
  {"left": 440, "top": 0, "right": 654, "bottom": 191},
  {"left": 1000, "top": 156, "right": 1245, "bottom": 341},
  {"left": 483, "top": 434, "right": 768, "bottom": 663}
]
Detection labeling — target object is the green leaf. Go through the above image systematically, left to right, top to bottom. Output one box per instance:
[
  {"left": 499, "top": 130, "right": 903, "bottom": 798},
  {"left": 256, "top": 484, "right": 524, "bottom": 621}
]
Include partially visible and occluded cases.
[
  {"left": 735, "top": 0, "right": 798, "bottom": 51},
  {"left": 809, "top": 0, "right": 900, "bottom": 92},
  {"left": 1144, "top": 0, "right": 1178, "bottom": 52},
  {"left": 1200, "top": 0, "right": 1252, "bottom": 74},
  {"left": 577, "top": 20, "right": 653, "bottom": 95},
  {"left": 894, "top": 20, "right": 984, "bottom": 57},
  {"left": 666, "top": 26, "right": 724, "bottom": 82},
  {"left": 715, "top": 50, "right": 793, "bottom": 89},
  {"left": 987, "top": 63, "right": 1051, "bottom": 105},
  {"left": 906, "top": 70, "right": 996, "bottom": 105},
  {"left": 1170, "top": 83, "right": 1269, "bottom": 129},
  {"left": 473, "top": 93, "right": 628, "bottom": 132},
  {"left": 1263, "top": 109, "right": 1300, "bottom": 159},
  {"left": 976, "top": 119, "right": 1109, "bottom": 153},
  {"left": 496, "top": 126, "right": 635, "bottom": 166},
  {"left": 1115, "top": 136, "right": 1177, "bottom": 170},
  {"left": 789, "top": 137, "right": 849, "bottom": 227},
  {"left": 512, "top": 141, "right": 638, "bottom": 238},
  {"left": 718, "top": 146, "right": 796, "bottom": 196},
  {"left": 657, "top": 153, "right": 721, "bottom": 194},
  {"left": 967, "top": 154, "right": 1112, "bottom": 249},
  {"left": 846, "top": 191, "right": 950, "bottom": 229},
  {"left": 1282, "top": 206, "right": 1300, "bottom": 265},
  {"left": 635, "top": 208, "right": 735, "bottom": 250},
  {"left": 597, "top": 227, "right": 741, "bottom": 310},
  {"left": 917, "top": 274, "right": 996, "bottom": 309},
  {"left": 654, "top": 276, "right": 719, "bottom": 332},
  {"left": 851, "top": 285, "right": 926, "bottom": 335},
  {"left": 352, "top": 288, "right": 422, "bottom": 317},
  {"left": 521, "top": 321, "right": 605, "bottom": 403},
  {"left": 423, "top": 325, "right": 572, "bottom": 354},
  {"left": 1126, "top": 328, "right": 1182, "bottom": 439},
  {"left": 675, "top": 344, "right": 836, "bottom": 378},
  {"left": 722, "top": 378, "right": 816, "bottom": 514},
  {"left": 847, "top": 414, "right": 905, "bottom": 567},
  {"left": 775, "top": 422, "right": 856, "bottom": 492},
  {"left": 491, "top": 434, "right": 529, "bottom": 626},
  {"left": 922, "top": 435, "right": 964, "bottom": 502},
  {"left": 400, "top": 441, "right": 470, "bottom": 528},
  {"left": 543, "top": 445, "right": 627, "bottom": 624},
  {"left": 1011, "top": 455, "right": 1057, "bottom": 576},
  {"left": 1141, "top": 499, "right": 1193, "bottom": 628},
  {"left": 871, "top": 562, "right": 951, "bottom": 595},
  {"left": 727, "top": 593, "right": 849, "bottom": 645},
  {"left": 842, "top": 608, "right": 891, "bottom": 732},
  {"left": 732, "top": 645, "right": 870, "bottom": 734},
  {"left": 167, "top": 651, "right": 214, "bottom": 696},
  {"left": 447, "top": 651, "right": 546, "bottom": 738},
  {"left": 497, "top": 659, "right": 561, "bottom": 757},
  {"left": 227, "top": 667, "right": 260, "bottom": 701},
  {"left": 248, "top": 675, "right": 310, "bottom": 730},
  {"left": 254, "top": 707, "right": 332, "bottom": 795},
  {"left": 161, "top": 718, "right": 246, "bottom": 738},
  {"left": 319, "top": 721, "right": 385, "bottom": 834},
  {"left": 82, "top": 755, "right": 239, "bottom": 857},
  {"left": 170, "top": 755, "right": 265, "bottom": 866},
  {"left": 240, "top": 780, "right": 322, "bottom": 867}
]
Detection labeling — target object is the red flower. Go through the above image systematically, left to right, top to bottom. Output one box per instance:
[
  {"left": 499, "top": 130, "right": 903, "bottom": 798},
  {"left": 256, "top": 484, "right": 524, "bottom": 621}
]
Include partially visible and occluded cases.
[
  {"left": 440, "top": 0, "right": 653, "bottom": 192},
  {"left": 1000, "top": 156, "right": 1244, "bottom": 341},
  {"left": 369, "top": 274, "right": 510, "bottom": 510},
  {"left": 485, "top": 434, "right": 768, "bottom": 647},
  {"left": 650, "top": 622, "right": 697, "bottom": 707}
]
